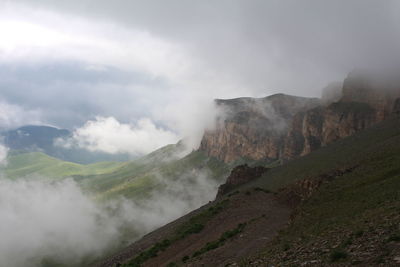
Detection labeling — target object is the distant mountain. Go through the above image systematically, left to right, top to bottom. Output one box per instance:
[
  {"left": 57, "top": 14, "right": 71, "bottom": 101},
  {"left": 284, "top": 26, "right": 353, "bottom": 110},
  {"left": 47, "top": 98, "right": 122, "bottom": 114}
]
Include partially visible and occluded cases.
[
  {"left": 1, "top": 125, "right": 131, "bottom": 164},
  {"left": 3, "top": 125, "right": 70, "bottom": 151}
]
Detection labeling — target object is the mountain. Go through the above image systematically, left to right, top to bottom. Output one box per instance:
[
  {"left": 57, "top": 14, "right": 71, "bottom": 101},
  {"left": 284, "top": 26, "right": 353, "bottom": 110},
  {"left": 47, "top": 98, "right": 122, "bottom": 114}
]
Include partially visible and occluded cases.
[
  {"left": 95, "top": 72, "right": 400, "bottom": 266},
  {"left": 200, "top": 72, "right": 400, "bottom": 163},
  {"left": 200, "top": 94, "right": 321, "bottom": 163},
  {"left": 97, "top": 109, "right": 400, "bottom": 267},
  {"left": 1, "top": 125, "right": 131, "bottom": 164},
  {"left": 2, "top": 125, "right": 69, "bottom": 150},
  {"left": 2, "top": 142, "right": 230, "bottom": 201}
]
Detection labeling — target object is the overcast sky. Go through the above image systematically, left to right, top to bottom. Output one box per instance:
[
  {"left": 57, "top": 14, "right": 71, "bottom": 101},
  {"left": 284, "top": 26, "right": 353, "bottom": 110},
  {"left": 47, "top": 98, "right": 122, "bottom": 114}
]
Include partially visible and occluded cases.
[{"left": 1, "top": 0, "right": 400, "bottom": 154}]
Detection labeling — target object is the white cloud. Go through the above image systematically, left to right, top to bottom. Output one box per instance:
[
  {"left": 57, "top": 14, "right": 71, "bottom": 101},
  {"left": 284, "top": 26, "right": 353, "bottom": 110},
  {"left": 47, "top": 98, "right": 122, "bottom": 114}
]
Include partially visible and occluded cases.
[
  {"left": 0, "top": 3, "right": 192, "bottom": 83},
  {"left": 0, "top": 100, "right": 42, "bottom": 129},
  {"left": 59, "top": 116, "right": 180, "bottom": 155},
  {"left": 0, "top": 144, "right": 9, "bottom": 165},
  {"left": 0, "top": 169, "right": 221, "bottom": 266},
  {"left": 0, "top": 178, "right": 119, "bottom": 267}
]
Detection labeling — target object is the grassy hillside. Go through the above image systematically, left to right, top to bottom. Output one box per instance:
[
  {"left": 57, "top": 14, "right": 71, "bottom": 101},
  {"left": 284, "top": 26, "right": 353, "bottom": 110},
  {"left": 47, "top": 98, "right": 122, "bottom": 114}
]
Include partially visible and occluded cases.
[
  {"left": 101, "top": 116, "right": 400, "bottom": 266},
  {"left": 251, "top": 116, "right": 400, "bottom": 265},
  {"left": 2, "top": 143, "right": 230, "bottom": 202},
  {"left": 79, "top": 150, "right": 230, "bottom": 200},
  {"left": 2, "top": 152, "right": 125, "bottom": 179}
]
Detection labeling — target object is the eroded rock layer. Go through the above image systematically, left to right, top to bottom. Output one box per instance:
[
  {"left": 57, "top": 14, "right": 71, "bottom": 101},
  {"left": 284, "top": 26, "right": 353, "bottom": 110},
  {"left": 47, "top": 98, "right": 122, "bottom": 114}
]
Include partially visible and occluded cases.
[{"left": 200, "top": 72, "right": 400, "bottom": 163}]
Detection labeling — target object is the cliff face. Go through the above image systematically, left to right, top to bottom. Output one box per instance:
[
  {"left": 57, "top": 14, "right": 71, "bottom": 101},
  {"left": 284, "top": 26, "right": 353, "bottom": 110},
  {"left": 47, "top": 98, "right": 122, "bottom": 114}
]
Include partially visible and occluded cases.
[
  {"left": 200, "top": 72, "right": 400, "bottom": 163},
  {"left": 341, "top": 72, "right": 400, "bottom": 120},
  {"left": 199, "top": 94, "right": 321, "bottom": 162},
  {"left": 283, "top": 102, "right": 378, "bottom": 158}
]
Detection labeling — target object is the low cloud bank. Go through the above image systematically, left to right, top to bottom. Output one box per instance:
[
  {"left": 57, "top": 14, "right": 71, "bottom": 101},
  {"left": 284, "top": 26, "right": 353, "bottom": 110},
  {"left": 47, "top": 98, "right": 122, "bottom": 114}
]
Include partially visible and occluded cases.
[
  {"left": 0, "top": 100, "right": 42, "bottom": 129},
  {"left": 57, "top": 116, "right": 180, "bottom": 155},
  {"left": 0, "top": 143, "right": 8, "bottom": 165},
  {"left": 0, "top": 169, "right": 220, "bottom": 267},
  {"left": 0, "top": 179, "right": 121, "bottom": 266}
]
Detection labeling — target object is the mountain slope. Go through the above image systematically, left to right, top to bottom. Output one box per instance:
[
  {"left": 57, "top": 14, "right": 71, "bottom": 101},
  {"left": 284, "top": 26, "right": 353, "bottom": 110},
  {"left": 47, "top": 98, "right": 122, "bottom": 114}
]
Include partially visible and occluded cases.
[
  {"left": 98, "top": 115, "right": 400, "bottom": 266},
  {"left": 2, "top": 143, "right": 230, "bottom": 203},
  {"left": 79, "top": 149, "right": 230, "bottom": 201},
  {"left": 2, "top": 151, "right": 124, "bottom": 179}
]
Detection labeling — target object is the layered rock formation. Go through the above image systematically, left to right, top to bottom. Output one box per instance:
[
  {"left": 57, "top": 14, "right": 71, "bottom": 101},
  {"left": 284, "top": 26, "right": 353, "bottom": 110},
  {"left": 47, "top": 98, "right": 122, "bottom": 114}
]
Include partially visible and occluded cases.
[
  {"left": 200, "top": 72, "right": 400, "bottom": 163},
  {"left": 200, "top": 94, "right": 321, "bottom": 162}
]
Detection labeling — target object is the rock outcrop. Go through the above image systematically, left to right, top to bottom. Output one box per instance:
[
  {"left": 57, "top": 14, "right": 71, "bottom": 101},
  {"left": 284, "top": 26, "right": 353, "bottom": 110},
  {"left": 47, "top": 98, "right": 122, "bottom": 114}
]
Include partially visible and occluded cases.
[
  {"left": 200, "top": 72, "right": 400, "bottom": 163},
  {"left": 200, "top": 94, "right": 321, "bottom": 162},
  {"left": 283, "top": 102, "right": 378, "bottom": 158},
  {"left": 216, "top": 164, "right": 268, "bottom": 197}
]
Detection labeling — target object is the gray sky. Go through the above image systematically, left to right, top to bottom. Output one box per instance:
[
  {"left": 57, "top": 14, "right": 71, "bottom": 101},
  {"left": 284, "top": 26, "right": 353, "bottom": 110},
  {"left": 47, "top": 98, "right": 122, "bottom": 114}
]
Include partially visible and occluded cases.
[{"left": 1, "top": 0, "right": 400, "bottom": 154}]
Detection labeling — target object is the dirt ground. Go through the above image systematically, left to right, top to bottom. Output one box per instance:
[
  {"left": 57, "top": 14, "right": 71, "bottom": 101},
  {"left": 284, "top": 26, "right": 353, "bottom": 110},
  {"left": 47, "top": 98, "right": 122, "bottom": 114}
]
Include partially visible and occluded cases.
[{"left": 94, "top": 190, "right": 291, "bottom": 267}]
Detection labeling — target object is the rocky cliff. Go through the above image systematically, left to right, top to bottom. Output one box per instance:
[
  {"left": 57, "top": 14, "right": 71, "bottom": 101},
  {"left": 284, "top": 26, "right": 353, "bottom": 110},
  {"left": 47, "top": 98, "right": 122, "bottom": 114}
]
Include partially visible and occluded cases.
[
  {"left": 200, "top": 72, "right": 400, "bottom": 163},
  {"left": 199, "top": 94, "right": 321, "bottom": 162}
]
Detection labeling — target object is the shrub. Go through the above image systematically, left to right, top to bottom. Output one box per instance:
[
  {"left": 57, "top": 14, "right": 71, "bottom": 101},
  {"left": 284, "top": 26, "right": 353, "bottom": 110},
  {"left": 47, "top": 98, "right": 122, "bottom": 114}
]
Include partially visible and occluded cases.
[
  {"left": 254, "top": 187, "right": 271, "bottom": 193},
  {"left": 354, "top": 230, "right": 364, "bottom": 238},
  {"left": 387, "top": 233, "right": 400, "bottom": 242},
  {"left": 330, "top": 249, "right": 348, "bottom": 262},
  {"left": 182, "top": 255, "right": 189, "bottom": 263}
]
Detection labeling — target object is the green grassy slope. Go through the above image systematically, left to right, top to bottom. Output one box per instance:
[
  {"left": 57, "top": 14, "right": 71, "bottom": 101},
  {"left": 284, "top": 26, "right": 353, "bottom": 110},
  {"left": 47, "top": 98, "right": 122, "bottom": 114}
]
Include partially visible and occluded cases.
[
  {"left": 241, "top": 116, "right": 400, "bottom": 265},
  {"left": 2, "top": 143, "right": 230, "bottom": 202},
  {"left": 79, "top": 150, "right": 230, "bottom": 200},
  {"left": 2, "top": 152, "right": 125, "bottom": 179}
]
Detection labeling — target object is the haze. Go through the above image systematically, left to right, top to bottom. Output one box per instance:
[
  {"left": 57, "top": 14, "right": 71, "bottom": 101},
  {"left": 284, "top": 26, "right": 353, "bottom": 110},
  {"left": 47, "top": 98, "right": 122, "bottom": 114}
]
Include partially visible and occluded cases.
[{"left": 1, "top": 0, "right": 399, "bottom": 154}]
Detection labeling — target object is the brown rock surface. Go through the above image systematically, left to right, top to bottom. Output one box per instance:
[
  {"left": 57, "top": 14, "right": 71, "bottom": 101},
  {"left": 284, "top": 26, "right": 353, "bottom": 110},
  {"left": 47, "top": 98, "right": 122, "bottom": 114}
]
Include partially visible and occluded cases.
[
  {"left": 200, "top": 72, "right": 400, "bottom": 162},
  {"left": 200, "top": 94, "right": 320, "bottom": 162}
]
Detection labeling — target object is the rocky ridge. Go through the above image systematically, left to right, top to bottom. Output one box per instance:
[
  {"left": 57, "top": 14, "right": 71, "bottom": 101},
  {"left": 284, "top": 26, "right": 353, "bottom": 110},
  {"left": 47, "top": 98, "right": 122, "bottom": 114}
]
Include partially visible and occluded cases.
[{"left": 200, "top": 72, "right": 400, "bottom": 163}]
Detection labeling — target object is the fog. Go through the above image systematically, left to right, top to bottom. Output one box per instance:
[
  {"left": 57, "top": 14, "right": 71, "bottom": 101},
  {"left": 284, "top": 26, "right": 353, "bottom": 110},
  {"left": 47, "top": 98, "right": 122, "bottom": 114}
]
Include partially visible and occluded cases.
[
  {"left": 2, "top": 0, "right": 400, "bottom": 155},
  {"left": 0, "top": 143, "right": 8, "bottom": 164},
  {"left": 0, "top": 165, "right": 220, "bottom": 267}
]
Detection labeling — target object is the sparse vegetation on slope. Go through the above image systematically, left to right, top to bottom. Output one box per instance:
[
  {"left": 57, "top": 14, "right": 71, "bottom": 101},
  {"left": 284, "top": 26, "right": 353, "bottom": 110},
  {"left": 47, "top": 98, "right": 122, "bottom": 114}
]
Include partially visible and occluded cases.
[
  {"left": 103, "top": 116, "right": 400, "bottom": 267},
  {"left": 239, "top": 116, "right": 400, "bottom": 266},
  {"left": 79, "top": 150, "right": 230, "bottom": 200},
  {"left": 122, "top": 200, "right": 229, "bottom": 267}
]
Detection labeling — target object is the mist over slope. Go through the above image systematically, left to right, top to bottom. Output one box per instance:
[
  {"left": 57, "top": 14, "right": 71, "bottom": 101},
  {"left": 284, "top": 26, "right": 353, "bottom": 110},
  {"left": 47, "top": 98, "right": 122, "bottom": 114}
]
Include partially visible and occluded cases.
[
  {"left": 100, "top": 106, "right": 400, "bottom": 267},
  {"left": 0, "top": 139, "right": 230, "bottom": 267}
]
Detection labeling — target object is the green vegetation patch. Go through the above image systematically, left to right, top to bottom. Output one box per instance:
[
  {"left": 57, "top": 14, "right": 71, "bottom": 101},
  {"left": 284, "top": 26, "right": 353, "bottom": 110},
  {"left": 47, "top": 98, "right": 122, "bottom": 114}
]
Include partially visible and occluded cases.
[
  {"left": 2, "top": 152, "right": 124, "bottom": 179},
  {"left": 123, "top": 199, "right": 229, "bottom": 266},
  {"left": 174, "top": 199, "right": 229, "bottom": 239},
  {"left": 191, "top": 223, "right": 246, "bottom": 259}
]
